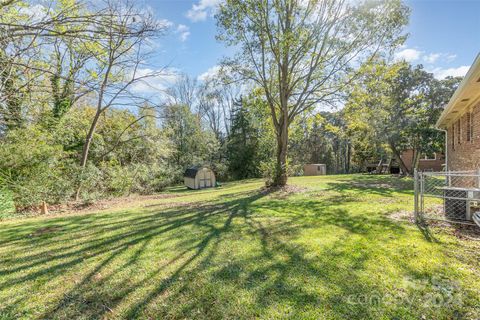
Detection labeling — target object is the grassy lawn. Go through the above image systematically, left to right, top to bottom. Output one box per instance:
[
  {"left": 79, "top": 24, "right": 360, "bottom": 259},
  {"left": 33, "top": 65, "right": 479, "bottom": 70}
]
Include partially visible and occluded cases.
[{"left": 0, "top": 175, "right": 479, "bottom": 319}]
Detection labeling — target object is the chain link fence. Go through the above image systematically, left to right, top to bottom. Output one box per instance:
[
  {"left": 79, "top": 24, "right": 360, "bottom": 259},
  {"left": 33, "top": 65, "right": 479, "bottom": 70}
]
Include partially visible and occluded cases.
[{"left": 414, "top": 170, "right": 480, "bottom": 226}]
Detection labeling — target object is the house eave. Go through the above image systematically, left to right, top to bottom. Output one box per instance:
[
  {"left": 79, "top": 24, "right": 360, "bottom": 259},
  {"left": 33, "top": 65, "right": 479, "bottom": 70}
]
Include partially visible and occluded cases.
[{"left": 436, "top": 53, "right": 480, "bottom": 130}]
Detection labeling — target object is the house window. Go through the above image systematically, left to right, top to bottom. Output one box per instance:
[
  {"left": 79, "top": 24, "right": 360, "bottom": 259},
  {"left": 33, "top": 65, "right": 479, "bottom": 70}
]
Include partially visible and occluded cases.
[
  {"left": 467, "top": 111, "right": 474, "bottom": 142},
  {"left": 457, "top": 119, "right": 461, "bottom": 144},
  {"left": 452, "top": 123, "right": 455, "bottom": 151},
  {"left": 421, "top": 152, "right": 436, "bottom": 160}
]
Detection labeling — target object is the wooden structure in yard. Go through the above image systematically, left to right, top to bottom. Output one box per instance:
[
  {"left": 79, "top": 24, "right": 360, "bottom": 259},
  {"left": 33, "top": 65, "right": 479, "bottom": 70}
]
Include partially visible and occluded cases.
[
  {"left": 365, "top": 149, "right": 444, "bottom": 175},
  {"left": 365, "top": 159, "right": 400, "bottom": 174},
  {"left": 303, "top": 164, "right": 326, "bottom": 176},
  {"left": 184, "top": 166, "right": 216, "bottom": 190}
]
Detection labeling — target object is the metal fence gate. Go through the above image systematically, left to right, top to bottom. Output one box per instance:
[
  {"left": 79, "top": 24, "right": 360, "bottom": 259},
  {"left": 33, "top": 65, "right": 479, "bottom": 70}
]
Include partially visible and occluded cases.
[{"left": 414, "top": 170, "right": 480, "bottom": 226}]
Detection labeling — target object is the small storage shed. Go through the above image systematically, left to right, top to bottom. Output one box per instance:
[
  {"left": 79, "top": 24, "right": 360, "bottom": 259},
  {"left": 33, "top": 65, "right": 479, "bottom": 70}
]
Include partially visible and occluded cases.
[
  {"left": 304, "top": 164, "right": 326, "bottom": 176},
  {"left": 184, "top": 166, "right": 216, "bottom": 189}
]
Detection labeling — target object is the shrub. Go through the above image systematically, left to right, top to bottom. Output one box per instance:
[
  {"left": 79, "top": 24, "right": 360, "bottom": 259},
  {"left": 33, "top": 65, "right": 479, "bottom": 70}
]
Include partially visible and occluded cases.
[{"left": 0, "top": 126, "right": 77, "bottom": 210}]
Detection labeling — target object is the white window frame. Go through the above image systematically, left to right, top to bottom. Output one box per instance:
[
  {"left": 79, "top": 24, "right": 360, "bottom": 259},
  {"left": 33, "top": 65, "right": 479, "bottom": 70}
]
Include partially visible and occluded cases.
[{"left": 421, "top": 152, "right": 437, "bottom": 161}]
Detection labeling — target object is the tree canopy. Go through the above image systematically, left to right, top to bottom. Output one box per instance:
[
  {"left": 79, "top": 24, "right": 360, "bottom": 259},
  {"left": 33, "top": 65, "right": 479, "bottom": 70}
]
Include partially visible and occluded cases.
[
  {"left": 0, "top": 0, "right": 462, "bottom": 215},
  {"left": 216, "top": 0, "right": 410, "bottom": 185}
]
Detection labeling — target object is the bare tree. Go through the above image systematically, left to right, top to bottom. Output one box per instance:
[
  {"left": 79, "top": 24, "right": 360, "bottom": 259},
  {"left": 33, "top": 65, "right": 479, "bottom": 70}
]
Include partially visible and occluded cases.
[
  {"left": 0, "top": 0, "right": 102, "bottom": 127},
  {"left": 0, "top": 0, "right": 146, "bottom": 119},
  {"left": 0, "top": 0, "right": 115, "bottom": 42},
  {"left": 75, "top": 0, "right": 168, "bottom": 199},
  {"left": 216, "top": 0, "right": 409, "bottom": 186},
  {"left": 195, "top": 71, "right": 243, "bottom": 138},
  {"left": 200, "top": 72, "right": 243, "bottom": 137},
  {"left": 166, "top": 73, "right": 198, "bottom": 109},
  {"left": 197, "top": 81, "right": 223, "bottom": 138},
  {"left": 217, "top": 81, "right": 241, "bottom": 136}
]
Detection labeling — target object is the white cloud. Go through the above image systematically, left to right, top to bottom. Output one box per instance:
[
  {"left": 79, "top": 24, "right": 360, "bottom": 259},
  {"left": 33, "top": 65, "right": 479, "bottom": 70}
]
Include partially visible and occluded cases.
[
  {"left": 186, "top": 0, "right": 222, "bottom": 22},
  {"left": 187, "top": 9, "right": 207, "bottom": 22},
  {"left": 159, "top": 19, "right": 174, "bottom": 29},
  {"left": 176, "top": 24, "right": 190, "bottom": 42},
  {"left": 392, "top": 47, "right": 467, "bottom": 79},
  {"left": 394, "top": 48, "right": 423, "bottom": 62},
  {"left": 395, "top": 48, "right": 459, "bottom": 65},
  {"left": 423, "top": 52, "right": 459, "bottom": 64},
  {"left": 423, "top": 53, "right": 441, "bottom": 64},
  {"left": 445, "top": 54, "right": 457, "bottom": 62},
  {"left": 198, "top": 65, "right": 222, "bottom": 81},
  {"left": 430, "top": 66, "right": 470, "bottom": 80},
  {"left": 131, "top": 68, "right": 181, "bottom": 93}
]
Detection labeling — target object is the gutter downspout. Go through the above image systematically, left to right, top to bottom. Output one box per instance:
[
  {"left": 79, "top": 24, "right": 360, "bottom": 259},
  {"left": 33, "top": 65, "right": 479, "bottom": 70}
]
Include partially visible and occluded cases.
[{"left": 437, "top": 128, "right": 448, "bottom": 172}]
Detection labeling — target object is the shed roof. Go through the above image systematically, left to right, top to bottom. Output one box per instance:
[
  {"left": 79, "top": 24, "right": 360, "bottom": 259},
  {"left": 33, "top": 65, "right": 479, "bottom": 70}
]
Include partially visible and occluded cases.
[
  {"left": 184, "top": 166, "right": 213, "bottom": 178},
  {"left": 184, "top": 167, "right": 200, "bottom": 178}
]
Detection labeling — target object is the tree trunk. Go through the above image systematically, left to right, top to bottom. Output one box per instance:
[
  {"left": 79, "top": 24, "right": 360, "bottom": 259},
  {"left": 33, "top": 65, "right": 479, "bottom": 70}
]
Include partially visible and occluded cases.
[
  {"left": 75, "top": 109, "right": 102, "bottom": 200},
  {"left": 272, "top": 116, "right": 288, "bottom": 187},
  {"left": 389, "top": 141, "right": 409, "bottom": 175},
  {"left": 346, "top": 142, "right": 351, "bottom": 173},
  {"left": 412, "top": 148, "right": 421, "bottom": 173}
]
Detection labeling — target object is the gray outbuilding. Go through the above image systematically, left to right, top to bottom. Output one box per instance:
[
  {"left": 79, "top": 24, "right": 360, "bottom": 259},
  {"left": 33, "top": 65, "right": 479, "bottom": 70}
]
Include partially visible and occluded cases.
[{"left": 184, "top": 166, "right": 216, "bottom": 189}]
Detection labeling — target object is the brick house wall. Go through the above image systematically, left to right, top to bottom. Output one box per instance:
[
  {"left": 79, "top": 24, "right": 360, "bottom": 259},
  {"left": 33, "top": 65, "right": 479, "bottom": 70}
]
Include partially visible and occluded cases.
[
  {"left": 446, "top": 101, "right": 480, "bottom": 171},
  {"left": 400, "top": 149, "right": 444, "bottom": 172}
]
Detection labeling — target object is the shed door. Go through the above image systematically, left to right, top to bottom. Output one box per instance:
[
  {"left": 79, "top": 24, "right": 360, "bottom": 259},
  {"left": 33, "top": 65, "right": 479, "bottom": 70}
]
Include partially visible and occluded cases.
[
  {"left": 199, "top": 169, "right": 212, "bottom": 188},
  {"left": 205, "top": 172, "right": 212, "bottom": 187}
]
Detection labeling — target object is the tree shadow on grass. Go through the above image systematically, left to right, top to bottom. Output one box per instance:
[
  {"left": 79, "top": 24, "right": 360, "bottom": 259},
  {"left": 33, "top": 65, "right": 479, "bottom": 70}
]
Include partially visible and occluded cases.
[
  {"left": 324, "top": 175, "right": 413, "bottom": 197},
  {"left": 1, "top": 183, "right": 474, "bottom": 319},
  {"left": 0, "top": 188, "right": 274, "bottom": 319},
  {"left": 118, "top": 195, "right": 407, "bottom": 318},
  {"left": 142, "top": 200, "right": 409, "bottom": 319},
  {"left": 415, "top": 217, "right": 439, "bottom": 243}
]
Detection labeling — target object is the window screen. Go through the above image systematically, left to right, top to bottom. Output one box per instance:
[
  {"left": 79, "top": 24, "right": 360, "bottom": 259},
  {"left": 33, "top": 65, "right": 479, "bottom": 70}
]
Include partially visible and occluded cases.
[
  {"left": 457, "top": 119, "right": 461, "bottom": 144},
  {"left": 452, "top": 124, "right": 455, "bottom": 151}
]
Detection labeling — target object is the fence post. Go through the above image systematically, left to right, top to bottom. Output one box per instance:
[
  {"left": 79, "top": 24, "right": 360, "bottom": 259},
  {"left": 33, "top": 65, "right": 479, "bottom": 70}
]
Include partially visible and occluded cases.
[{"left": 414, "top": 168, "right": 419, "bottom": 222}]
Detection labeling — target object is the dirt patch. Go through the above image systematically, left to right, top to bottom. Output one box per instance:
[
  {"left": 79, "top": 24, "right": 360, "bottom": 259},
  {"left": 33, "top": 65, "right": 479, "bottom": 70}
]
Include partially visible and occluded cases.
[
  {"left": 261, "top": 185, "right": 309, "bottom": 199},
  {"left": 27, "top": 193, "right": 183, "bottom": 218},
  {"left": 135, "top": 194, "right": 180, "bottom": 200},
  {"left": 142, "top": 201, "right": 195, "bottom": 209},
  {"left": 388, "top": 210, "right": 480, "bottom": 240},
  {"left": 389, "top": 210, "right": 415, "bottom": 222},
  {"left": 426, "top": 221, "right": 480, "bottom": 240},
  {"left": 449, "top": 224, "right": 480, "bottom": 241}
]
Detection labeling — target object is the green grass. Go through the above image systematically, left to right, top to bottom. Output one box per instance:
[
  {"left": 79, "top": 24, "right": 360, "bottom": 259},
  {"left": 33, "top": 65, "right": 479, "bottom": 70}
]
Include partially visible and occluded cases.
[
  {"left": 0, "top": 175, "right": 479, "bottom": 319},
  {"left": 0, "top": 188, "right": 15, "bottom": 219}
]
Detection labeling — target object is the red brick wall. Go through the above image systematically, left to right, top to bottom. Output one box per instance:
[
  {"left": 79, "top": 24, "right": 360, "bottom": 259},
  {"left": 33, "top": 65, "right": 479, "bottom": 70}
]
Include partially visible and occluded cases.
[
  {"left": 447, "top": 102, "right": 480, "bottom": 171},
  {"left": 400, "top": 149, "right": 445, "bottom": 172}
]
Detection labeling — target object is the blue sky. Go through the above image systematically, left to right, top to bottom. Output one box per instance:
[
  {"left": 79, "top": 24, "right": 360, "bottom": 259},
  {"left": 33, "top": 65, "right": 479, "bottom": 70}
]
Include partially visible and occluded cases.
[{"left": 145, "top": 0, "right": 480, "bottom": 85}]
